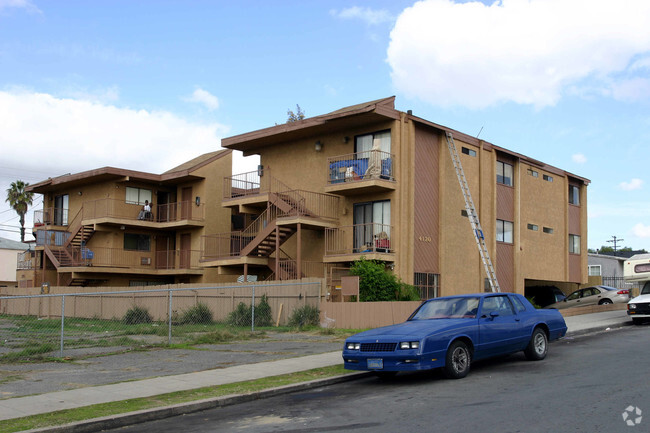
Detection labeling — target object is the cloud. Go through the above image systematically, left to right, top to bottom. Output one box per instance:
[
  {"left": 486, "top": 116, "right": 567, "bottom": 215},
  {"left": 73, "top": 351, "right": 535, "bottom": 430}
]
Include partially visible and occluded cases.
[
  {"left": 0, "top": 0, "right": 40, "bottom": 13},
  {"left": 387, "top": 0, "right": 650, "bottom": 108},
  {"left": 330, "top": 7, "right": 393, "bottom": 25},
  {"left": 186, "top": 88, "right": 219, "bottom": 111},
  {"left": 0, "top": 89, "right": 229, "bottom": 176},
  {"left": 572, "top": 153, "right": 587, "bottom": 164},
  {"left": 619, "top": 178, "right": 644, "bottom": 191},
  {"left": 632, "top": 223, "right": 650, "bottom": 238}
]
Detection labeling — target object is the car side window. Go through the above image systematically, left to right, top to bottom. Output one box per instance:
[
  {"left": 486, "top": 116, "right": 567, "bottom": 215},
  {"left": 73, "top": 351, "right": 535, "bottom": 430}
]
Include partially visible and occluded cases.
[
  {"left": 583, "top": 288, "right": 596, "bottom": 297},
  {"left": 567, "top": 290, "right": 581, "bottom": 301},
  {"left": 481, "top": 296, "right": 515, "bottom": 317},
  {"left": 511, "top": 296, "right": 527, "bottom": 313}
]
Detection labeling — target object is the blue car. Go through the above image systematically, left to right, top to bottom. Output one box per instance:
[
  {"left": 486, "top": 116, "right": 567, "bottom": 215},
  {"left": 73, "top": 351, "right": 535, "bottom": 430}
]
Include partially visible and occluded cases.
[{"left": 342, "top": 293, "right": 567, "bottom": 379}]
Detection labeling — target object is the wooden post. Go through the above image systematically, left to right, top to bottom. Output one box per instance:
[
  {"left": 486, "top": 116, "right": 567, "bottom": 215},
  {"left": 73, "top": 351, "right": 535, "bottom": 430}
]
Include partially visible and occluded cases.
[{"left": 275, "top": 303, "right": 283, "bottom": 327}]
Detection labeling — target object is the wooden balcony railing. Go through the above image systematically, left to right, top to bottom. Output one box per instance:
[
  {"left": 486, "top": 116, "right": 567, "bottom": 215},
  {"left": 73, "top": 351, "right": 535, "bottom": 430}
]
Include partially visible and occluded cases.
[
  {"left": 327, "top": 150, "right": 395, "bottom": 185},
  {"left": 223, "top": 167, "right": 293, "bottom": 200},
  {"left": 275, "top": 190, "right": 339, "bottom": 222},
  {"left": 81, "top": 198, "right": 205, "bottom": 223},
  {"left": 325, "top": 223, "right": 394, "bottom": 256},
  {"left": 58, "top": 246, "right": 203, "bottom": 270}
]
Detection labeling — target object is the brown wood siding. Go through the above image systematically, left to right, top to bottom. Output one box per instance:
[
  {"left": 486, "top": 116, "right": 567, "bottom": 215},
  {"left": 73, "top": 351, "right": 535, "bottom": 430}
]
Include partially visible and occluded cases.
[
  {"left": 414, "top": 126, "right": 440, "bottom": 274},
  {"left": 496, "top": 184, "right": 515, "bottom": 221},
  {"left": 568, "top": 205, "right": 581, "bottom": 234},
  {"left": 496, "top": 243, "right": 514, "bottom": 291},
  {"left": 569, "top": 254, "right": 581, "bottom": 282}
]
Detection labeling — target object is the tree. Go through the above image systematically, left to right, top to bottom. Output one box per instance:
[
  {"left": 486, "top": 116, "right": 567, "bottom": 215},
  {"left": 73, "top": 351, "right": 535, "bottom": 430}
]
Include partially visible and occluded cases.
[
  {"left": 286, "top": 104, "right": 305, "bottom": 123},
  {"left": 5, "top": 180, "right": 34, "bottom": 242},
  {"left": 349, "top": 258, "right": 420, "bottom": 302}
]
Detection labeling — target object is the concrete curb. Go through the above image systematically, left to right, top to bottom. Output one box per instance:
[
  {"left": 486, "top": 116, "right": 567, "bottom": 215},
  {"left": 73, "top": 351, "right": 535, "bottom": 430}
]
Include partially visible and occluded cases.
[
  {"left": 565, "top": 319, "right": 633, "bottom": 338},
  {"left": 23, "top": 372, "right": 370, "bottom": 433}
]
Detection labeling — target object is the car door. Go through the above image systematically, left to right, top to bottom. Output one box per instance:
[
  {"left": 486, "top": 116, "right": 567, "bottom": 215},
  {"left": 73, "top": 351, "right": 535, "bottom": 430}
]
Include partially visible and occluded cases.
[
  {"left": 579, "top": 287, "right": 601, "bottom": 306},
  {"left": 563, "top": 289, "right": 584, "bottom": 308},
  {"left": 477, "top": 295, "right": 526, "bottom": 358}
]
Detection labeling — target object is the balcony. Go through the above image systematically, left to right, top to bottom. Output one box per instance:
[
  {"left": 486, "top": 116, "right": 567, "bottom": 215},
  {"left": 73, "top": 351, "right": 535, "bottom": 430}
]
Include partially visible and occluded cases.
[
  {"left": 324, "top": 150, "right": 396, "bottom": 195},
  {"left": 222, "top": 168, "right": 294, "bottom": 211},
  {"left": 82, "top": 198, "right": 205, "bottom": 228},
  {"left": 34, "top": 207, "right": 69, "bottom": 227},
  {"left": 324, "top": 223, "right": 394, "bottom": 263},
  {"left": 47, "top": 246, "right": 203, "bottom": 275}
]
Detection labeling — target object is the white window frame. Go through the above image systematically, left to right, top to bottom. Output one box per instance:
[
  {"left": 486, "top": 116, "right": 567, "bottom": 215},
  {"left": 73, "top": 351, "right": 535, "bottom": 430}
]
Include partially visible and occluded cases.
[{"left": 497, "top": 219, "right": 514, "bottom": 244}]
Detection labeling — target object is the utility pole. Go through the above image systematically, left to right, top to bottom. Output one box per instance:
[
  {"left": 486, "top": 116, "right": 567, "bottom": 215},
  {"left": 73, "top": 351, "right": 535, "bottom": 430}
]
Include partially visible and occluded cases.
[{"left": 607, "top": 236, "right": 624, "bottom": 253}]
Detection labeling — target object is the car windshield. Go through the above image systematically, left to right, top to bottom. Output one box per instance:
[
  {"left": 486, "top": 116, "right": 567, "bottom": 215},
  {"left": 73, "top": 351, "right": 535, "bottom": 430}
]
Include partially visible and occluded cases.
[
  {"left": 641, "top": 282, "right": 650, "bottom": 295},
  {"left": 410, "top": 297, "right": 480, "bottom": 320}
]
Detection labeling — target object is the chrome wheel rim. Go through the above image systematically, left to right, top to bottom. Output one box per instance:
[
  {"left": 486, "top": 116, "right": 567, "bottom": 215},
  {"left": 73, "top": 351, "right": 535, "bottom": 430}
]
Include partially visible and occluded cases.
[
  {"left": 534, "top": 333, "right": 546, "bottom": 355},
  {"left": 452, "top": 347, "right": 468, "bottom": 373}
]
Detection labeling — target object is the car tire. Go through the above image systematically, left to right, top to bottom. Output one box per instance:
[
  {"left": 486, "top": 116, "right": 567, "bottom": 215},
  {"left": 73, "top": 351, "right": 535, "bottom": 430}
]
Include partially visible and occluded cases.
[
  {"left": 599, "top": 299, "right": 613, "bottom": 305},
  {"left": 524, "top": 327, "right": 548, "bottom": 361},
  {"left": 443, "top": 340, "right": 471, "bottom": 379}
]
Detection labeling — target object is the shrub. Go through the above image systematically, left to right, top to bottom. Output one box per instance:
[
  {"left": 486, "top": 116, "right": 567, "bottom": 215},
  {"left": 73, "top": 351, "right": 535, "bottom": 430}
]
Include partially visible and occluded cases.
[
  {"left": 350, "top": 258, "right": 419, "bottom": 302},
  {"left": 397, "top": 284, "right": 421, "bottom": 301},
  {"left": 254, "top": 294, "right": 273, "bottom": 327},
  {"left": 226, "top": 295, "right": 273, "bottom": 327},
  {"left": 180, "top": 302, "right": 214, "bottom": 325},
  {"left": 227, "top": 302, "right": 251, "bottom": 327},
  {"left": 288, "top": 304, "right": 320, "bottom": 328},
  {"left": 122, "top": 305, "right": 153, "bottom": 325}
]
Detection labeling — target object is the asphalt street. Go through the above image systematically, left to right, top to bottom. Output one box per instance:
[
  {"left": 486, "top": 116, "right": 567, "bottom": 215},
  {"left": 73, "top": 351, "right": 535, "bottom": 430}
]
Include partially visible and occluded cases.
[{"left": 102, "top": 326, "right": 650, "bottom": 433}]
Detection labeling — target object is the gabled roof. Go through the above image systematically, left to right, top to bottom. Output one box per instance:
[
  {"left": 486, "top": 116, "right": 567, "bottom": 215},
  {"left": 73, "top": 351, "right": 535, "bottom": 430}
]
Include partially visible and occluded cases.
[
  {"left": 27, "top": 149, "right": 232, "bottom": 194},
  {"left": 0, "top": 237, "right": 29, "bottom": 251}
]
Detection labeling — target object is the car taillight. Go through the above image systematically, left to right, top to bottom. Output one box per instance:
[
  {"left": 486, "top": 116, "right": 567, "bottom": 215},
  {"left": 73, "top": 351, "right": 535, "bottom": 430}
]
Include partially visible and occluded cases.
[{"left": 618, "top": 290, "right": 629, "bottom": 295}]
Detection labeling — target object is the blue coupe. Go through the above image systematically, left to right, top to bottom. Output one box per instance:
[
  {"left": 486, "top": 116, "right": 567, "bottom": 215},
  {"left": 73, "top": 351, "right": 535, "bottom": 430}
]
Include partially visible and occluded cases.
[{"left": 342, "top": 293, "right": 567, "bottom": 379}]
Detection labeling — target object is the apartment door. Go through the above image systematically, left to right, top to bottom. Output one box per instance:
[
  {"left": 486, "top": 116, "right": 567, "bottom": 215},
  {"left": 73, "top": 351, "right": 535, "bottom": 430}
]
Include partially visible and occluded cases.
[
  {"left": 181, "top": 187, "right": 192, "bottom": 220},
  {"left": 157, "top": 191, "right": 171, "bottom": 222},
  {"left": 53, "top": 194, "right": 69, "bottom": 226},
  {"left": 353, "top": 200, "right": 390, "bottom": 252},
  {"left": 180, "top": 233, "right": 191, "bottom": 269},
  {"left": 156, "top": 235, "right": 175, "bottom": 269}
]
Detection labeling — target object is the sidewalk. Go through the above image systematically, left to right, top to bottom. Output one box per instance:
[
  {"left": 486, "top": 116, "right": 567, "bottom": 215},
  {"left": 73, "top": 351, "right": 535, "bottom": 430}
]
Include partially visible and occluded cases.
[{"left": 0, "top": 310, "right": 632, "bottom": 429}]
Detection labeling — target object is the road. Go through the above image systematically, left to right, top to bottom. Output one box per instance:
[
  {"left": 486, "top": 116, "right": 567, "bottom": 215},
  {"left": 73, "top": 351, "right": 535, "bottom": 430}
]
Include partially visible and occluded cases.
[{"left": 105, "top": 326, "right": 650, "bottom": 433}]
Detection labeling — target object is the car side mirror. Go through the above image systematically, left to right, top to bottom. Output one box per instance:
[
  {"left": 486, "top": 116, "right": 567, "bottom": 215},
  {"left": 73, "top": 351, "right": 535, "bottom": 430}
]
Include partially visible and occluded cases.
[{"left": 489, "top": 311, "right": 500, "bottom": 318}]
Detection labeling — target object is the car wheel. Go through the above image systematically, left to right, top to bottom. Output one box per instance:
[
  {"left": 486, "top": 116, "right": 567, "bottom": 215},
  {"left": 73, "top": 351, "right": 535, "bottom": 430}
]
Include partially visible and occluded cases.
[
  {"left": 599, "top": 299, "right": 613, "bottom": 305},
  {"left": 524, "top": 327, "right": 548, "bottom": 361},
  {"left": 443, "top": 340, "right": 471, "bottom": 379}
]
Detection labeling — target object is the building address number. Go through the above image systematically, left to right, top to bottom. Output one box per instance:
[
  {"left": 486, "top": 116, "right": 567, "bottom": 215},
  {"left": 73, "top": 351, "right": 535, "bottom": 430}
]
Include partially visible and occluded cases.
[{"left": 418, "top": 236, "right": 432, "bottom": 242}]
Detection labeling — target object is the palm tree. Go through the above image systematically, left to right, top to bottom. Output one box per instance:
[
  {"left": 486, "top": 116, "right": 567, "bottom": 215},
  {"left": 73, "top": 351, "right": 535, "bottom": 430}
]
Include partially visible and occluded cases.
[{"left": 6, "top": 180, "right": 34, "bottom": 242}]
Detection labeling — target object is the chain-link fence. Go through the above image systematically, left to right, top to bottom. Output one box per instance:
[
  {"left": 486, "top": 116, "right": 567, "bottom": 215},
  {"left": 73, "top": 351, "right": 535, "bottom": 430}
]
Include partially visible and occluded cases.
[{"left": 0, "top": 280, "right": 321, "bottom": 360}]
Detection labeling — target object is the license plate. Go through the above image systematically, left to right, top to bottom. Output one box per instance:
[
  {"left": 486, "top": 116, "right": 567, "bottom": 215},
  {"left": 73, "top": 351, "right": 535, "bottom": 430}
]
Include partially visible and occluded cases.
[{"left": 367, "top": 358, "right": 383, "bottom": 369}]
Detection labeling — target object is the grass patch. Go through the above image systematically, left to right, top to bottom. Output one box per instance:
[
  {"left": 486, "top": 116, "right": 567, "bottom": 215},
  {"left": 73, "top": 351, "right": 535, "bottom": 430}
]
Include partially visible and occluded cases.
[{"left": 0, "top": 365, "right": 352, "bottom": 433}]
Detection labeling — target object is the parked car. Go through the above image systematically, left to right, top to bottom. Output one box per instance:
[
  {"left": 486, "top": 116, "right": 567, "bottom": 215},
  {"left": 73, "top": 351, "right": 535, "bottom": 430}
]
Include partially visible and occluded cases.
[
  {"left": 628, "top": 282, "right": 650, "bottom": 325},
  {"left": 545, "top": 285, "right": 629, "bottom": 310},
  {"left": 525, "top": 286, "right": 566, "bottom": 308},
  {"left": 342, "top": 293, "right": 567, "bottom": 379}
]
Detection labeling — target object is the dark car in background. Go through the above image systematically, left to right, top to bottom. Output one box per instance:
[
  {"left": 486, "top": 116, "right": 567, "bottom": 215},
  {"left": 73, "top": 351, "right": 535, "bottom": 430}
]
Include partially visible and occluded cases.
[{"left": 525, "top": 286, "right": 566, "bottom": 308}]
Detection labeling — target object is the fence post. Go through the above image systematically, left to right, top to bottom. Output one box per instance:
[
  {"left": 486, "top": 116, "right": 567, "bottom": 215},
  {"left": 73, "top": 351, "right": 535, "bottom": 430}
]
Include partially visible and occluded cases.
[
  {"left": 251, "top": 285, "right": 255, "bottom": 332},
  {"left": 168, "top": 290, "right": 173, "bottom": 345},
  {"left": 60, "top": 295, "right": 65, "bottom": 358}
]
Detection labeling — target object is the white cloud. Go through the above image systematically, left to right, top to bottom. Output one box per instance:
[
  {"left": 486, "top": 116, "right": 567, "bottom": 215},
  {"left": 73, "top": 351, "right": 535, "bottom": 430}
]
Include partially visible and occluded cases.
[
  {"left": 0, "top": 0, "right": 40, "bottom": 13},
  {"left": 387, "top": 0, "right": 650, "bottom": 108},
  {"left": 330, "top": 7, "right": 393, "bottom": 25},
  {"left": 186, "top": 88, "right": 219, "bottom": 111},
  {"left": 0, "top": 89, "right": 229, "bottom": 176},
  {"left": 572, "top": 153, "right": 587, "bottom": 164},
  {"left": 619, "top": 178, "right": 644, "bottom": 191},
  {"left": 632, "top": 223, "right": 650, "bottom": 238}
]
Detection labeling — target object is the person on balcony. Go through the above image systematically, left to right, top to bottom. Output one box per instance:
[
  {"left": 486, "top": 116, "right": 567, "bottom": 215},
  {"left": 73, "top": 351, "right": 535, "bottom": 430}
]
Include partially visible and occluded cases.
[
  {"left": 364, "top": 138, "right": 382, "bottom": 179},
  {"left": 138, "top": 200, "right": 152, "bottom": 220}
]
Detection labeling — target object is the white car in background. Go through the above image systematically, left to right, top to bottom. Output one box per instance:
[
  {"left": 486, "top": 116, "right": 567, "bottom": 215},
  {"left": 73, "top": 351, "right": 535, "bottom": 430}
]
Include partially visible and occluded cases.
[
  {"left": 628, "top": 282, "right": 650, "bottom": 325},
  {"left": 545, "top": 285, "right": 629, "bottom": 310}
]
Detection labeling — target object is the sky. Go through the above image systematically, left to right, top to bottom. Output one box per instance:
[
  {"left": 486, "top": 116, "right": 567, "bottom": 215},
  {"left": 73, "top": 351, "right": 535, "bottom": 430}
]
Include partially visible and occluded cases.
[{"left": 1, "top": 0, "right": 650, "bottom": 252}]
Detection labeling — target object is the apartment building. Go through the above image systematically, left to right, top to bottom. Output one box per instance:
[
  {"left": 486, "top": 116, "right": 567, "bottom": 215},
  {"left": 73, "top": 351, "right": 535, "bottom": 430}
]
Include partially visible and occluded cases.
[
  {"left": 202, "top": 97, "right": 589, "bottom": 298},
  {"left": 18, "top": 150, "right": 233, "bottom": 287}
]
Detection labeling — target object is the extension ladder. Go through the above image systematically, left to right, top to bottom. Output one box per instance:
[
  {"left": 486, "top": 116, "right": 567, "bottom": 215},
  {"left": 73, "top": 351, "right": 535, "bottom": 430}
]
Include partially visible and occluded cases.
[{"left": 445, "top": 131, "right": 501, "bottom": 293}]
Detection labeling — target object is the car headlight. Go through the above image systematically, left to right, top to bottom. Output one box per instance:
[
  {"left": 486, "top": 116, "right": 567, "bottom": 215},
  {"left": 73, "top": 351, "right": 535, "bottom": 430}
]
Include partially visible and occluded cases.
[
  {"left": 629, "top": 304, "right": 637, "bottom": 310},
  {"left": 399, "top": 341, "right": 420, "bottom": 350},
  {"left": 346, "top": 342, "right": 361, "bottom": 350}
]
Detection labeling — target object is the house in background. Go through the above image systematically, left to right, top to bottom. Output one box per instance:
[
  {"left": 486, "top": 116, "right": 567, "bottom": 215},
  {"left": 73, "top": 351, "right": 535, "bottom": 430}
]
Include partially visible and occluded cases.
[
  {"left": 203, "top": 96, "right": 590, "bottom": 298},
  {"left": 19, "top": 150, "right": 233, "bottom": 288},
  {"left": 0, "top": 237, "right": 29, "bottom": 288}
]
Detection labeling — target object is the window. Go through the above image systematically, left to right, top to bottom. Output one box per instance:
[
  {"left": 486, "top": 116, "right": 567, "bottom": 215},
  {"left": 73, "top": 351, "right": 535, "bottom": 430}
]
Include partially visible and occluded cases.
[
  {"left": 355, "top": 130, "right": 391, "bottom": 154},
  {"left": 462, "top": 147, "right": 477, "bottom": 157},
  {"left": 497, "top": 161, "right": 514, "bottom": 186},
  {"left": 527, "top": 169, "right": 538, "bottom": 177},
  {"left": 543, "top": 174, "right": 553, "bottom": 182},
  {"left": 569, "top": 185, "right": 580, "bottom": 205},
  {"left": 126, "top": 187, "right": 152, "bottom": 205},
  {"left": 53, "top": 194, "right": 69, "bottom": 226},
  {"left": 353, "top": 200, "right": 390, "bottom": 252},
  {"left": 497, "top": 219, "right": 513, "bottom": 243},
  {"left": 527, "top": 224, "right": 539, "bottom": 231},
  {"left": 543, "top": 227, "right": 554, "bottom": 234},
  {"left": 124, "top": 233, "right": 151, "bottom": 251},
  {"left": 569, "top": 234, "right": 580, "bottom": 254},
  {"left": 588, "top": 265, "right": 602, "bottom": 276},
  {"left": 414, "top": 273, "right": 439, "bottom": 300},
  {"left": 481, "top": 296, "right": 515, "bottom": 317},
  {"left": 512, "top": 296, "right": 527, "bottom": 313}
]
